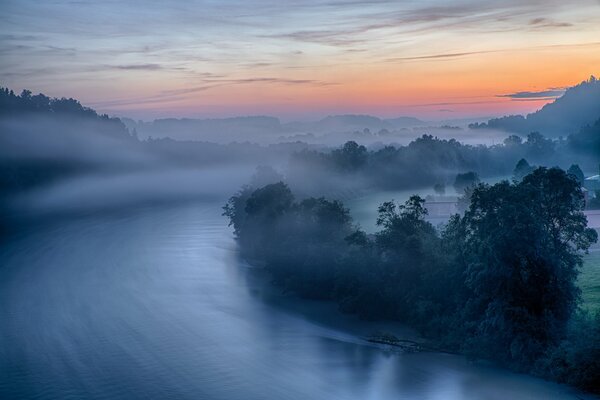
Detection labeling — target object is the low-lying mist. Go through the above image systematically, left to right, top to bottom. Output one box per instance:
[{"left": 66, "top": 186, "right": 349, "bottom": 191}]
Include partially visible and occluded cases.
[{"left": 2, "top": 99, "right": 598, "bottom": 229}]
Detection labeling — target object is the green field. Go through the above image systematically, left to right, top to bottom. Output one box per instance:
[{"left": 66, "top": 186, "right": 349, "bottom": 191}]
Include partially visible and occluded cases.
[{"left": 580, "top": 249, "right": 600, "bottom": 313}]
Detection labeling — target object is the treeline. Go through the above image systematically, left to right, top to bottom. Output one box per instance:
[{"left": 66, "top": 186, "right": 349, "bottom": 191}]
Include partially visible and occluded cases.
[
  {"left": 0, "top": 87, "right": 133, "bottom": 140},
  {"left": 0, "top": 87, "right": 135, "bottom": 197},
  {"left": 569, "top": 118, "right": 600, "bottom": 158},
  {"left": 288, "top": 132, "right": 589, "bottom": 194},
  {"left": 224, "top": 167, "right": 599, "bottom": 393}
]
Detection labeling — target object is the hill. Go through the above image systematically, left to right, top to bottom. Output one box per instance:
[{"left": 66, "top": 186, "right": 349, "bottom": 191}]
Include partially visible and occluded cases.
[
  {"left": 470, "top": 76, "right": 600, "bottom": 136},
  {"left": 122, "top": 116, "right": 283, "bottom": 142}
]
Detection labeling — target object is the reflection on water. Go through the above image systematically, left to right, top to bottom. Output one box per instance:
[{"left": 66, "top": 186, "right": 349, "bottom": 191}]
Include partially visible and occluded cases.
[{"left": 0, "top": 203, "right": 593, "bottom": 399}]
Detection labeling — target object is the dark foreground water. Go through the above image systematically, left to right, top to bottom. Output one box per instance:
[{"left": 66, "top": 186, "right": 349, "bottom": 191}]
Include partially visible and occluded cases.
[{"left": 0, "top": 202, "right": 595, "bottom": 399}]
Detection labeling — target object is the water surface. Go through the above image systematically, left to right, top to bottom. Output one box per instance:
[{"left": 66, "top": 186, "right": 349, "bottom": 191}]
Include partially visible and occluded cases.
[{"left": 0, "top": 202, "right": 594, "bottom": 399}]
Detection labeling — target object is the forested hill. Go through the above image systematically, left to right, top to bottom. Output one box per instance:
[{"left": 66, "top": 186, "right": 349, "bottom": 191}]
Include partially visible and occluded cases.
[
  {"left": 470, "top": 76, "right": 600, "bottom": 136},
  {"left": 0, "top": 87, "right": 133, "bottom": 141}
]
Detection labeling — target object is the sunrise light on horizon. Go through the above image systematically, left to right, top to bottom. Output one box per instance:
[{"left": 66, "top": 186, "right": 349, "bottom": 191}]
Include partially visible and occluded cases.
[{"left": 2, "top": 0, "right": 599, "bottom": 120}]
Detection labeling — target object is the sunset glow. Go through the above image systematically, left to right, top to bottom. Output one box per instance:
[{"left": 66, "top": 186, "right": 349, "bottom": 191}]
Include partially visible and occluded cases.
[{"left": 2, "top": 0, "right": 599, "bottom": 120}]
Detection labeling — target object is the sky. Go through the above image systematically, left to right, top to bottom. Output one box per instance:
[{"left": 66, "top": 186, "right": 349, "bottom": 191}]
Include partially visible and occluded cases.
[{"left": 1, "top": 0, "right": 599, "bottom": 120}]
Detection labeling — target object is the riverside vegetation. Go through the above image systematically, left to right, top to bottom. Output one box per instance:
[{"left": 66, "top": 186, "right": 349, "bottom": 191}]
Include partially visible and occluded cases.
[{"left": 224, "top": 167, "right": 600, "bottom": 393}]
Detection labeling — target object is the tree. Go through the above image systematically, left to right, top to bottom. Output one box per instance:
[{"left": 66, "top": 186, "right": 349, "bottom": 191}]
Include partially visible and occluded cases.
[
  {"left": 569, "top": 118, "right": 600, "bottom": 157},
  {"left": 526, "top": 131, "right": 554, "bottom": 157},
  {"left": 503, "top": 135, "right": 523, "bottom": 147},
  {"left": 332, "top": 141, "right": 368, "bottom": 171},
  {"left": 513, "top": 158, "right": 534, "bottom": 181},
  {"left": 567, "top": 164, "right": 584, "bottom": 184},
  {"left": 250, "top": 165, "right": 284, "bottom": 188},
  {"left": 459, "top": 167, "right": 597, "bottom": 366},
  {"left": 453, "top": 171, "right": 479, "bottom": 193},
  {"left": 244, "top": 182, "right": 294, "bottom": 221},
  {"left": 433, "top": 182, "right": 446, "bottom": 195},
  {"left": 374, "top": 196, "right": 439, "bottom": 318}
]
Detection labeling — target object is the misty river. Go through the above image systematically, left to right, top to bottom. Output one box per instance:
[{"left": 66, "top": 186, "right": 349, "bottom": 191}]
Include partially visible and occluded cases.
[{"left": 0, "top": 201, "right": 595, "bottom": 399}]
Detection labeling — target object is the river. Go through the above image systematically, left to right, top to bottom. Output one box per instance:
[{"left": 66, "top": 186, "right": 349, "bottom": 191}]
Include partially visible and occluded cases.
[{"left": 0, "top": 201, "right": 595, "bottom": 399}]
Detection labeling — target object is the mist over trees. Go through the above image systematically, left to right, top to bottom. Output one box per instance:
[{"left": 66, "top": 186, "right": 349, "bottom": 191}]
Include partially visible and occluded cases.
[
  {"left": 1, "top": 74, "right": 599, "bottom": 395},
  {"left": 2, "top": 83, "right": 598, "bottom": 226},
  {"left": 0, "top": 87, "right": 311, "bottom": 204},
  {"left": 569, "top": 118, "right": 600, "bottom": 158},
  {"left": 288, "top": 131, "right": 596, "bottom": 197},
  {"left": 513, "top": 158, "right": 534, "bottom": 181},
  {"left": 225, "top": 167, "right": 598, "bottom": 392}
]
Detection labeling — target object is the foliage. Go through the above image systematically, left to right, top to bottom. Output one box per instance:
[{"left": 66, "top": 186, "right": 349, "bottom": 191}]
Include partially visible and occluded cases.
[
  {"left": 0, "top": 87, "right": 131, "bottom": 140},
  {"left": 569, "top": 118, "right": 600, "bottom": 157},
  {"left": 331, "top": 141, "right": 368, "bottom": 171},
  {"left": 513, "top": 158, "right": 534, "bottom": 181},
  {"left": 567, "top": 164, "right": 585, "bottom": 184},
  {"left": 225, "top": 167, "right": 599, "bottom": 392},
  {"left": 457, "top": 168, "right": 597, "bottom": 366},
  {"left": 453, "top": 171, "right": 479, "bottom": 193},
  {"left": 224, "top": 182, "right": 354, "bottom": 298},
  {"left": 433, "top": 182, "right": 446, "bottom": 195},
  {"left": 536, "top": 312, "right": 600, "bottom": 393}
]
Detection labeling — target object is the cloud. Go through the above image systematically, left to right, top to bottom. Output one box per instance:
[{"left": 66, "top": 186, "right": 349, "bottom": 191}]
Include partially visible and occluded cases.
[
  {"left": 262, "top": 2, "right": 568, "bottom": 48},
  {"left": 528, "top": 18, "right": 573, "bottom": 28},
  {"left": 265, "top": 30, "right": 366, "bottom": 47},
  {"left": 0, "top": 34, "right": 40, "bottom": 41},
  {"left": 386, "top": 50, "right": 496, "bottom": 62},
  {"left": 111, "top": 64, "right": 165, "bottom": 70},
  {"left": 87, "top": 77, "right": 338, "bottom": 108},
  {"left": 161, "top": 77, "right": 336, "bottom": 96},
  {"left": 497, "top": 89, "right": 566, "bottom": 99}
]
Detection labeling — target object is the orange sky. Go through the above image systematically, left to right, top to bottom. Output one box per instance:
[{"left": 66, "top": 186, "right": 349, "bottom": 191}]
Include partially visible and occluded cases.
[{"left": 2, "top": 0, "right": 599, "bottom": 120}]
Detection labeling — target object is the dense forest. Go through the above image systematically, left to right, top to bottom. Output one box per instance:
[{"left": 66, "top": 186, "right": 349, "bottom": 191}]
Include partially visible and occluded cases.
[{"left": 224, "top": 168, "right": 599, "bottom": 393}]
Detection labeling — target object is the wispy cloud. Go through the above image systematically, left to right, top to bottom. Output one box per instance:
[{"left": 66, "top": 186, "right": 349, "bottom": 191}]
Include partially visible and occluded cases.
[
  {"left": 2, "top": 0, "right": 598, "bottom": 118},
  {"left": 528, "top": 17, "right": 573, "bottom": 28},
  {"left": 386, "top": 50, "right": 497, "bottom": 62},
  {"left": 110, "top": 64, "right": 165, "bottom": 71},
  {"left": 88, "top": 77, "right": 338, "bottom": 108},
  {"left": 161, "top": 77, "right": 337, "bottom": 95},
  {"left": 497, "top": 89, "right": 566, "bottom": 99}
]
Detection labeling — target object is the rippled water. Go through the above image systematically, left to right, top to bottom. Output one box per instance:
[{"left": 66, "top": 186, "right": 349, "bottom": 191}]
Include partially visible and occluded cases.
[{"left": 0, "top": 202, "right": 594, "bottom": 399}]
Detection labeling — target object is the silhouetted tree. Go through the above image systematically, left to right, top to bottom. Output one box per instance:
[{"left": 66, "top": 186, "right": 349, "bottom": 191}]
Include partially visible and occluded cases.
[
  {"left": 332, "top": 141, "right": 368, "bottom": 171},
  {"left": 513, "top": 158, "right": 534, "bottom": 181},
  {"left": 567, "top": 164, "right": 585, "bottom": 184},
  {"left": 453, "top": 171, "right": 479, "bottom": 193},
  {"left": 433, "top": 182, "right": 446, "bottom": 195}
]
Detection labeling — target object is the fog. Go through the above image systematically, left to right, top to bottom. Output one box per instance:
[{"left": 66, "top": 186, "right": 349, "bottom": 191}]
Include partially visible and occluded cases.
[
  {"left": 2, "top": 85, "right": 599, "bottom": 400},
  {"left": 1, "top": 108, "right": 594, "bottom": 223},
  {"left": 0, "top": 114, "right": 290, "bottom": 220},
  {"left": 122, "top": 114, "right": 509, "bottom": 147},
  {"left": 0, "top": 115, "right": 153, "bottom": 167}
]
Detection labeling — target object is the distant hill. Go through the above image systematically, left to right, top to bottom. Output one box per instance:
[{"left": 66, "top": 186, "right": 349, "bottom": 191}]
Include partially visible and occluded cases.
[
  {"left": 470, "top": 76, "right": 600, "bottom": 136},
  {"left": 125, "top": 114, "right": 427, "bottom": 141},
  {"left": 283, "top": 114, "right": 425, "bottom": 134},
  {"left": 122, "top": 116, "right": 283, "bottom": 142},
  {"left": 385, "top": 116, "right": 427, "bottom": 128}
]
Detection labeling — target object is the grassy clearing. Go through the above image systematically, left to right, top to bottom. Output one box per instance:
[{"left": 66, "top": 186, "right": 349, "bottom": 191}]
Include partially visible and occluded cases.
[{"left": 579, "top": 249, "right": 600, "bottom": 314}]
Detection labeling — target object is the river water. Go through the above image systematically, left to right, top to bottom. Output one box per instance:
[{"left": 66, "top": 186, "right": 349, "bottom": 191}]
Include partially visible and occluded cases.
[{"left": 0, "top": 201, "right": 595, "bottom": 399}]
